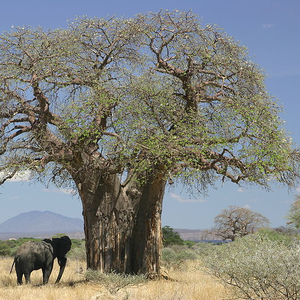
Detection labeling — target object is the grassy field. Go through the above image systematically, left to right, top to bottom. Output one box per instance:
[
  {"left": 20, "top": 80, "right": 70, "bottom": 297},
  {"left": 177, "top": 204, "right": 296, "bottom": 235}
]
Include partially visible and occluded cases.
[{"left": 0, "top": 256, "right": 231, "bottom": 300}]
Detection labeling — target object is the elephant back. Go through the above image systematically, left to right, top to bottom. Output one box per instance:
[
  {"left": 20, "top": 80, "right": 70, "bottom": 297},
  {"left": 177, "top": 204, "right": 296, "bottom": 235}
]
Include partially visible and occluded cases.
[{"left": 15, "top": 241, "right": 54, "bottom": 271}]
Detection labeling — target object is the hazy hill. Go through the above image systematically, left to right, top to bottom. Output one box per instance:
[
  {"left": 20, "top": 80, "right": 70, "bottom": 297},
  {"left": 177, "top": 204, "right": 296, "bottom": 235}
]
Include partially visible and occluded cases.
[
  {"left": 0, "top": 211, "right": 84, "bottom": 238},
  {"left": 0, "top": 211, "right": 214, "bottom": 241}
]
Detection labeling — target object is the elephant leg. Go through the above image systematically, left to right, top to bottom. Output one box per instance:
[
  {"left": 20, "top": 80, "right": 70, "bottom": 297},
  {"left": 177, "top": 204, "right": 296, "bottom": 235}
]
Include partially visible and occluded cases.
[
  {"left": 42, "top": 265, "right": 53, "bottom": 284},
  {"left": 16, "top": 270, "right": 23, "bottom": 285},
  {"left": 24, "top": 272, "right": 31, "bottom": 284}
]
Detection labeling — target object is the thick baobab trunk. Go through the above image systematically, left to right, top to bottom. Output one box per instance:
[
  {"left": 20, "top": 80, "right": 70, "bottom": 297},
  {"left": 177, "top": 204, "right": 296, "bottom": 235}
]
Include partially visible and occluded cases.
[
  {"left": 75, "top": 169, "right": 166, "bottom": 276},
  {"left": 130, "top": 171, "right": 166, "bottom": 277}
]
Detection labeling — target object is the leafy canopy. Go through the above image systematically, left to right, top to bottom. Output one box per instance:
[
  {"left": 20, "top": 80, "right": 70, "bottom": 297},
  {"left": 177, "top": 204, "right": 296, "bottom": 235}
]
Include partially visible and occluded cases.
[
  {"left": 0, "top": 10, "right": 299, "bottom": 192},
  {"left": 162, "top": 226, "right": 184, "bottom": 246}
]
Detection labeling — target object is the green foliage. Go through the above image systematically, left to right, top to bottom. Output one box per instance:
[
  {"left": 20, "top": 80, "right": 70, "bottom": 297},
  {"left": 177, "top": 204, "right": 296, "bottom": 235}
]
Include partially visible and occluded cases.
[
  {"left": 0, "top": 10, "right": 298, "bottom": 192},
  {"left": 1, "top": 10, "right": 300, "bottom": 276},
  {"left": 286, "top": 195, "right": 300, "bottom": 229},
  {"left": 162, "top": 226, "right": 184, "bottom": 246},
  {"left": 255, "top": 227, "right": 297, "bottom": 245},
  {"left": 52, "top": 233, "right": 68, "bottom": 238},
  {"left": 201, "top": 233, "right": 300, "bottom": 300},
  {"left": 0, "top": 237, "right": 85, "bottom": 258},
  {"left": 0, "top": 238, "right": 40, "bottom": 257},
  {"left": 68, "top": 239, "right": 86, "bottom": 261},
  {"left": 184, "top": 240, "right": 197, "bottom": 248},
  {"left": 193, "top": 242, "right": 219, "bottom": 258},
  {"left": 0, "top": 243, "right": 10, "bottom": 256},
  {"left": 161, "top": 245, "right": 198, "bottom": 270}
]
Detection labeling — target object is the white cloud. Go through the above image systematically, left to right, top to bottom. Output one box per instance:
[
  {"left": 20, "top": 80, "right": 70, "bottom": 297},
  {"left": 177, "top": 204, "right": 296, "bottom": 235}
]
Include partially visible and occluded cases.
[
  {"left": 262, "top": 23, "right": 275, "bottom": 29},
  {"left": 0, "top": 170, "right": 32, "bottom": 182},
  {"left": 237, "top": 187, "right": 244, "bottom": 193},
  {"left": 170, "top": 193, "right": 206, "bottom": 203},
  {"left": 244, "top": 204, "right": 251, "bottom": 209}
]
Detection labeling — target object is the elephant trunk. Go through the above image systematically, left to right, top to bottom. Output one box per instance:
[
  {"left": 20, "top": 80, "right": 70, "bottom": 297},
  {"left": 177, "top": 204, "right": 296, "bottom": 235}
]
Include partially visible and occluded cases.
[{"left": 55, "top": 257, "right": 67, "bottom": 283}]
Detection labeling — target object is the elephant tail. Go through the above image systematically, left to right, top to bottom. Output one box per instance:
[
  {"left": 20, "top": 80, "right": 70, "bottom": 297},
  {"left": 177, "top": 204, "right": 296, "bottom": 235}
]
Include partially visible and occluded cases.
[{"left": 9, "top": 258, "right": 16, "bottom": 274}]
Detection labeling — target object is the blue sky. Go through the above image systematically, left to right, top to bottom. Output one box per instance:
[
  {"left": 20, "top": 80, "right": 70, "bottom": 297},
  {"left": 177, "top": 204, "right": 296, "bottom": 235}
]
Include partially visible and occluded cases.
[{"left": 1, "top": 0, "right": 300, "bottom": 229}]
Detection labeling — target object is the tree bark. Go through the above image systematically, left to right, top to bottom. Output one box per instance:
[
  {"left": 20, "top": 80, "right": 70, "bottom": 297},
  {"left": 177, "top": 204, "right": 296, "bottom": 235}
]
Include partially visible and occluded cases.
[
  {"left": 74, "top": 169, "right": 166, "bottom": 276},
  {"left": 130, "top": 170, "right": 166, "bottom": 278}
]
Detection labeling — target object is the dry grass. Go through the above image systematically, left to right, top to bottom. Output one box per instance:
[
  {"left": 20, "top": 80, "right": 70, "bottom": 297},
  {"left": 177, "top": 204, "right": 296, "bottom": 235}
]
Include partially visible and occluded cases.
[{"left": 0, "top": 257, "right": 232, "bottom": 300}]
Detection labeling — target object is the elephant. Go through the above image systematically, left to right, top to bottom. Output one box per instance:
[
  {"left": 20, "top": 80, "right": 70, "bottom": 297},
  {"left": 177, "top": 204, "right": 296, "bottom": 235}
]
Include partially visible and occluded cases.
[{"left": 10, "top": 236, "right": 72, "bottom": 285}]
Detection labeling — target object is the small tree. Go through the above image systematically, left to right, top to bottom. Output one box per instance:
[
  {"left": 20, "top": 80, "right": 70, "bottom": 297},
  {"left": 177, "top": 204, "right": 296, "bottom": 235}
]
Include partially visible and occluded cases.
[
  {"left": 286, "top": 195, "right": 300, "bottom": 228},
  {"left": 211, "top": 206, "right": 270, "bottom": 241},
  {"left": 162, "top": 226, "right": 184, "bottom": 246}
]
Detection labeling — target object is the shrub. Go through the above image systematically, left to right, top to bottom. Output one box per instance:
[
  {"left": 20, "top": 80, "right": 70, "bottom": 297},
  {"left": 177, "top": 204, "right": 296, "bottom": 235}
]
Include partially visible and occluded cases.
[
  {"left": 162, "top": 226, "right": 184, "bottom": 246},
  {"left": 256, "top": 227, "right": 297, "bottom": 245},
  {"left": 201, "top": 233, "right": 300, "bottom": 299},
  {"left": 68, "top": 240, "right": 86, "bottom": 261},
  {"left": 184, "top": 240, "right": 197, "bottom": 248},
  {"left": 193, "top": 242, "right": 218, "bottom": 258},
  {"left": 0, "top": 243, "right": 10, "bottom": 256},
  {"left": 161, "top": 246, "right": 198, "bottom": 270},
  {"left": 161, "top": 247, "right": 177, "bottom": 268},
  {"left": 85, "top": 270, "right": 147, "bottom": 294}
]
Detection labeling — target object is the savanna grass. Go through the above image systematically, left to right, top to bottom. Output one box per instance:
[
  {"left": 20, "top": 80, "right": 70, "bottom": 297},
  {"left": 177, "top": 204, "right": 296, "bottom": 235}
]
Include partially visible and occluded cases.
[{"left": 0, "top": 255, "right": 231, "bottom": 300}]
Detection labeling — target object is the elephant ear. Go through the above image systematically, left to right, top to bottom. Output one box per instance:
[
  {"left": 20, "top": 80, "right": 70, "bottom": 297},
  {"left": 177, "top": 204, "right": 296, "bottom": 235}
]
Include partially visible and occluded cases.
[{"left": 57, "top": 236, "right": 72, "bottom": 258}]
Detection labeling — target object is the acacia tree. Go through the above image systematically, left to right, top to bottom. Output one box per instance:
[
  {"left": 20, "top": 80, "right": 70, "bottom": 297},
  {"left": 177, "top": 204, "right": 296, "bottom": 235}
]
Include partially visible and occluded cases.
[
  {"left": 0, "top": 11, "right": 299, "bottom": 276},
  {"left": 286, "top": 195, "right": 300, "bottom": 228},
  {"left": 211, "top": 206, "right": 270, "bottom": 241},
  {"left": 162, "top": 226, "right": 184, "bottom": 246}
]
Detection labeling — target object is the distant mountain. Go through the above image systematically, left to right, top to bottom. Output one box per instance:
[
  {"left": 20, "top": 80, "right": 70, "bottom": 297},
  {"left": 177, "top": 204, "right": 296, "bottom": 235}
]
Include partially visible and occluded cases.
[{"left": 0, "top": 211, "right": 84, "bottom": 234}]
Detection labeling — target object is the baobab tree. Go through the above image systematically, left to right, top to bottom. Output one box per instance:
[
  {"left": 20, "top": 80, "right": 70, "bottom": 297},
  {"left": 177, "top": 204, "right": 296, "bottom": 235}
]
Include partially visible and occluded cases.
[
  {"left": 0, "top": 11, "right": 299, "bottom": 277},
  {"left": 211, "top": 206, "right": 270, "bottom": 241}
]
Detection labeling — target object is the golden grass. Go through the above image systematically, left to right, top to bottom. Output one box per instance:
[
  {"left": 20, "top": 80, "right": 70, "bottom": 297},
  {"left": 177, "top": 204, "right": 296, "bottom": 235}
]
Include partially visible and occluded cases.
[{"left": 0, "top": 257, "right": 232, "bottom": 300}]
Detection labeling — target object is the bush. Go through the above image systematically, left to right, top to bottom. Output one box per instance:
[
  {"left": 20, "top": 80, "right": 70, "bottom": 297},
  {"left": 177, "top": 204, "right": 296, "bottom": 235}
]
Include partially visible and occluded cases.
[
  {"left": 162, "top": 226, "right": 184, "bottom": 246},
  {"left": 256, "top": 227, "right": 298, "bottom": 244},
  {"left": 201, "top": 233, "right": 300, "bottom": 300},
  {"left": 0, "top": 237, "right": 87, "bottom": 258},
  {"left": 68, "top": 240, "right": 86, "bottom": 261},
  {"left": 184, "top": 240, "right": 197, "bottom": 248},
  {"left": 193, "top": 242, "right": 218, "bottom": 257},
  {"left": 0, "top": 243, "right": 10, "bottom": 256},
  {"left": 161, "top": 245, "right": 198, "bottom": 270},
  {"left": 85, "top": 270, "right": 147, "bottom": 294}
]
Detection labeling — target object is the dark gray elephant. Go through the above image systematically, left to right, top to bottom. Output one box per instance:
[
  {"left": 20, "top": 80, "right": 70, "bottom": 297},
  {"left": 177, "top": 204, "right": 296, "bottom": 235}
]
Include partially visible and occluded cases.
[{"left": 11, "top": 236, "right": 72, "bottom": 285}]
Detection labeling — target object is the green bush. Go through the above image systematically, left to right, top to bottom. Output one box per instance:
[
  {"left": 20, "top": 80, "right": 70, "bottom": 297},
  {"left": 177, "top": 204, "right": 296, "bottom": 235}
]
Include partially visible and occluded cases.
[
  {"left": 162, "top": 226, "right": 184, "bottom": 246},
  {"left": 256, "top": 227, "right": 297, "bottom": 245},
  {"left": 201, "top": 233, "right": 300, "bottom": 300},
  {"left": 0, "top": 237, "right": 86, "bottom": 258},
  {"left": 68, "top": 240, "right": 86, "bottom": 261},
  {"left": 184, "top": 240, "right": 197, "bottom": 248},
  {"left": 193, "top": 241, "right": 217, "bottom": 258},
  {"left": 0, "top": 243, "right": 11, "bottom": 256},
  {"left": 161, "top": 245, "right": 198, "bottom": 269},
  {"left": 161, "top": 247, "right": 177, "bottom": 268}
]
